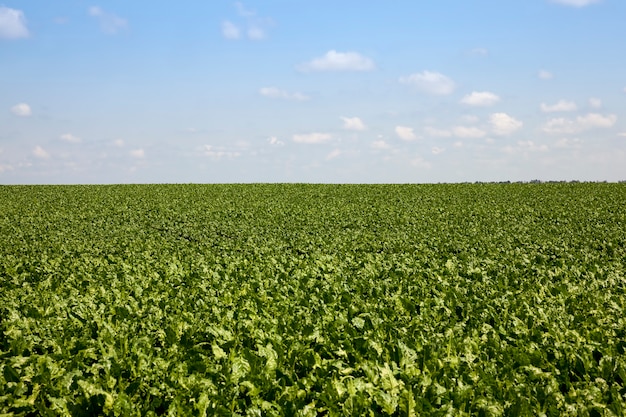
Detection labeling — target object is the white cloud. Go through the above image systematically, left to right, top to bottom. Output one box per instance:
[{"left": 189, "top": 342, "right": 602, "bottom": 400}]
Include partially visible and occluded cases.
[
  {"left": 550, "top": 0, "right": 601, "bottom": 7},
  {"left": 235, "top": 2, "right": 255, "bottom": 18},
  {"left": 224, "top": 3, "right": 272, "bottom": 41},
  {"left": 88, "top": 6, "right": 127, "bottom": 35},
  {"left": 0, "top": 7, "right": 29, "bottom": 39},
  {"left": 222, "top": 20, "right": 240, "bottom": 39},
  {"left": 247, "top": 26, "right": 266, "bottom": 40},
  {"left": 469, "top": 48, "right": 489, "bottom": 56},
  {"left": 298, "top": 50, "right": 375, "bottom": 72},
  {"left": 538, "top": 70, "right": 553, "bottom": 80},
  {"left": 399, "top": 71, "right": 456, "bottom": 95},
  {"left": 259, "top": 87, "right": 309, "bottom": 101},
  {"left": 460, "top": 91, "right": 500, "bottom": 107},
  {"left": 589, "top": 98, "right": 602, "bottom": 109},
  {"left": 540, "top": 100, "right": 578, "bottom": 113},
  {"left": 10, "top": 103, "right": 31, "bottom": 117},
  {"left": 490, "top": 113, "right": 523, "bottom": 135},
  {"left": 542, "top": 113, "right": 617, "bottom": 134},
  {"left": 577, "top": 113, "right": 617, "bottom": 129},
  {"left": 460, "top": 115, "right": 480, "bottom": 124},
  {"left": 341, "top": 116, "right": 366, "bottom": 131},
  {"left": 542, "top": 118, "right": 576, "bottom": 134},
  {"left": 395, "top": 126, "right": 417, "bottom": 141},
  {"left": 452, "top": 126, "right": 487, "bottom": 139},
  {"left": 424, "top": 127, "right": 452, "bottom": 138},
  {"left": 292, "top": 132, "right": 332, "bottom": 144},
  {"left": 618, "top": 132, "right": 626, "bottom": 138},
  {"left": 60, "top": 133, "right": 81, "bottom": 143},
  {"left": 267, "top": 136, "right": 284, "bottom": 146},
  {"left": 554, "top": 138, "right": 583, "bottom": 149},
  {"left": 113, "top": 139, "right": 125, "bottom": 147},
  {"left": 371, "top": 140, "right": 390, "bottom": 150},
  {"left": 503, "top": 140, "right": 549, "bottom": 154},
  {"left": 518, "top": 140, "right": 549, "bottom": 152},
  {"left": 453, "top": 141, "right": 464, "bottom": 148},
  {"left": 202, "top": 145, "right": 241, "bottom": 159},
  {"left": 33, "top": 146, "right": 50, "bottom": 159},
  {"left": 431, "top": 146, "right": 445, "bottom": 155},
  {"left": 129, "top": 148, "right": 145, "bottom": 158},
  {"left": 326, "top": 149, "right": 341, "bottom": 160},
  {"left": 411, "top": 155, "right": 431, "bottom": 169},
  {"left": 0, "top": 164, "right": 14, "bottom": 173}
]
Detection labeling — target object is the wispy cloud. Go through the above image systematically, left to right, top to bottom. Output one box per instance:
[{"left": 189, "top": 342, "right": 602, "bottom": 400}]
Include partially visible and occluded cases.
[
  {"left": 549, "top": 0, "right": 601, "bottom": 7},
  {"left": 222, "top": 2, "right": 272, "bottom": 41},
  {"left": 235, "top": 2, "right": 255, "bottom": 18},
  {"left": 0, "top": 6, "right": 29, "bottom": 39},
  {"left": 88, "top": 6, "right": 127, "bottom": 34},
  {"left": 221, "top": 20, "right": 240, "bottom": 39},
  {"left": 247, "top": 26, "right": 265, "bottom": 40},
  {"left": 468, "top": 48, "right": 489, "bottom": 56},
  {"left": 298, "top": 50, "right": 375, "bottom": 72},
  {"left": 538, "top": 70, "right": 554, "bottom": 80},
  {"left": 399, "top": 71, "right": 456, "bottom": 95},
  {"left": 259, "top": 87, "right": 309, "bottom": 101},
  {"left": 460, "top": 91, "right": 500, "bottom": 107},
  {"left": 589, "top": 98, "right": 602, "bottom": 109},
  {"left": 540, "top": 100, "right": 578, "bottom": 113},
  {"left": 10, "top": 103, "right": 31, "bottom": 116},
  {"left": 461, "top": 115, "right": 480, "bottom": 124},
  {"left": 341, "top": 116, "right": 366, "bottom": 131},
  {"left": 424, "top": 126, "right": 486, "bottom": 139},
  {"left": 452, "top": 126, "right": 487, "bottom": 139},
  {"left": 424, "top": 127, "right": 453, "bottom": 138},
  {"left": 292, "top": 132, "right": 332, "bottom": 144},
  {"left": 554, "top": 138, "right": 583, "bottom": 149},
  {"left": 371, "top": 140, "right": 391, "bottom": 150},
  {"left": 502, "top": 140, "right": 549, "bottom": 155},
  {"left": 202, "top": 145, "right": 241, "bottom": 159},
  {"left": 325, "top": 149, "right": 341, "bottom": 160},
  {"left": 411, "top": 155, "right": 431, "bottom": 169},
  {"left": 0, "top": 163, "right": 14, "bottom": 173}
]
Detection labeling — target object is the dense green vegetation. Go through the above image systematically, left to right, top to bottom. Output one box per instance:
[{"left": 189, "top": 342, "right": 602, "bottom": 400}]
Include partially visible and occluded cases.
[{"left": 1, "top": 183, "right": 625, "bottom": 416}]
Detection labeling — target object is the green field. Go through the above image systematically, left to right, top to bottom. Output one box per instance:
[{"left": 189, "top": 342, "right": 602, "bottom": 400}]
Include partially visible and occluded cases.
[{"left": 1, "top": 183, "right": 625, "bottom": 416}]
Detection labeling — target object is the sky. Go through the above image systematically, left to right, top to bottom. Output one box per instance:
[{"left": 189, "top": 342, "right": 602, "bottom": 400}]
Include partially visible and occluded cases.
[{"left": 1, "top": 0, "right": 625, "bottom": 184}]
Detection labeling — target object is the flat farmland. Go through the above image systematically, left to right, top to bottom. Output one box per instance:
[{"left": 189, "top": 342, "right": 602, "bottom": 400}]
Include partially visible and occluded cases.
[{"left": 1, "top": 183, "right": 625, "bottom": 416}]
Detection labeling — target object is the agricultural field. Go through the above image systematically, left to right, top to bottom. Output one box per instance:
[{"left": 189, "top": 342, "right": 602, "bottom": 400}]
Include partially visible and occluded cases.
[{"left": 1, "top": 183, "right": 625, "bottom": 416}]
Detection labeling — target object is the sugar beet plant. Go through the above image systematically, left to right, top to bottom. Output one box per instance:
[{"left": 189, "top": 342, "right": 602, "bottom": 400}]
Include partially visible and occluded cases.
[{"left": 1, "top": 183, "right": 625, "bottom": 416}]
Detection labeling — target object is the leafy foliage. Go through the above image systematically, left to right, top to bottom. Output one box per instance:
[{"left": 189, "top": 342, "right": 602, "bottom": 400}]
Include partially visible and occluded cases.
[{"left": 1, "top": 183, "right": 625, "bottom": 415}]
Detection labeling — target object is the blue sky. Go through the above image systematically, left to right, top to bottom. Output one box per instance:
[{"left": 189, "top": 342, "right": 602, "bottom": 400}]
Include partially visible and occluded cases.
[{"left": 1, "top": 0, "right": 625, "bottom": 183}]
